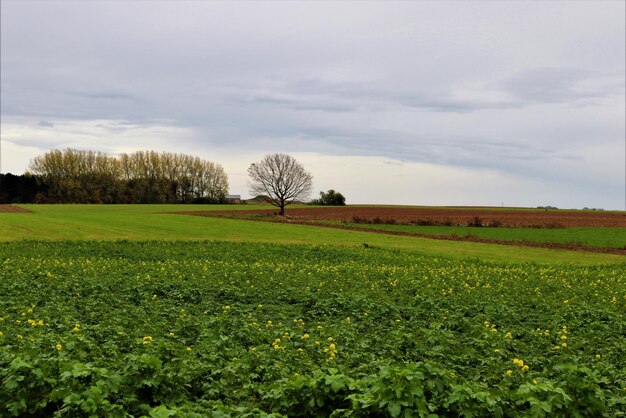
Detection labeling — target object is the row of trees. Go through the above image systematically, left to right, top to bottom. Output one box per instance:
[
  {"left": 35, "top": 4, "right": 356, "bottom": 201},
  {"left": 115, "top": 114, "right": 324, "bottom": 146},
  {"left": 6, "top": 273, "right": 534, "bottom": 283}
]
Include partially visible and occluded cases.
[
  {"left": 3, "top": 149, "right": 229, "bottom": 204},
  {"left": 2, "top": 151, "right": 347, "bottom": 212},
  {"left": 0, "top": 173, "right": 44, "bottom": 204}
]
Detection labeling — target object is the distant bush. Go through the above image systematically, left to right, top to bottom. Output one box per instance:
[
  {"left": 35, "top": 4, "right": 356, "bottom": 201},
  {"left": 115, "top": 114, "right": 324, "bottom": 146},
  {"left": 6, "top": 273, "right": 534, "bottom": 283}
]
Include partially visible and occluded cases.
[{"left": 311, "top": 190, "right": 346, "bottom": 206}]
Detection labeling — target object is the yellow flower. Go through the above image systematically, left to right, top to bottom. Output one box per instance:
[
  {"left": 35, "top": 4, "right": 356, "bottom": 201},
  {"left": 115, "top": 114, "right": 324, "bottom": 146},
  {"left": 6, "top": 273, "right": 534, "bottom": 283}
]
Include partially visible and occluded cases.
[
  {"left": 257, "top": 304, "right": 263, "bottom": 309},
  {"left": 223, "top": 305, "right": 230, "bottom": 311},
  {"left": 37, "top": 320, "right": 44, "bottom": 327},
  {"left": 72, "top": 327, "right": 80, "bottom": 333},
  {"left": 0, "top": 331, "right": 3, "bottom": 337},
  {"left": 169, "top": 332, "right": 175, "bottom": 337},
  {"left": 505, "top": 332, "right": 512, "bottom": 339},
  {"left": 301, "top": 333, "right": 310, "bottom": 340},
  {"left": 17, "top": 334, "right": 23, "bottom": 340},
  {"left": 561, "top": 335, "right": 567, "bottom": 341},
  {"left": 142, "top": 336, "right": 153, "bottom": 344},
  {"left": 327, "top": 337, "right": 333, "bottom": 341},
  {"left": 561, "top": 342, "right": 567, "bottom": 348},
  {"left": 55, "top": 343, "right": 62, "bottom": 351},
  {"left": 329, "top": 343, "right": 336, "bottom": 350},
  {"left": 186, "top": 347, "right": 192, "bottom": 352},
  {"left": 250, "top": 347, "right": 257, "bottom": 352},
  {"left": 494, "top": 349, "right": 500, "bottom": 353},
  {"left": 596, "top": 354, "right": 601, "bottom": 359},
  {"left": 513, "top": 358, "right": 524, "bottom": 367},
  {"left": 521, "top": 365, "right": 529, "bottom": 372},
  {"left": 505, "top": 370, "right": 513, "bottom": 376},
  {"left": 532, "top": 379, "right": 538, "bottom": 385}
]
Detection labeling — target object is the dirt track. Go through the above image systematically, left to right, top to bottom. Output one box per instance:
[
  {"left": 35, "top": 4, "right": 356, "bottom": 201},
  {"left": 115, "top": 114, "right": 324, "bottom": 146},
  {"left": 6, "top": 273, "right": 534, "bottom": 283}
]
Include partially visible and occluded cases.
[
  {"left": 0, "top": 205, "right": 32, "bottom": 213},
  {"left": 207, "top": 206, "right": 626, "bottom": 228}
]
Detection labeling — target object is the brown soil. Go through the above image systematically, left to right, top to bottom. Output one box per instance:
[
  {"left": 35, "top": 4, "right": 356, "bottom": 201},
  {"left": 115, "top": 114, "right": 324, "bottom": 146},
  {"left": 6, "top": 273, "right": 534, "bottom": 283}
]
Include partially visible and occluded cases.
[
  {"left": 0, "top": 205, "right": 32, "bottom": 213},
  {"left": 166, "top": 206, "right": 626, "bottom": 255},
  {"left": 204, "top": 206, "right": 626, "bottom": 228}
]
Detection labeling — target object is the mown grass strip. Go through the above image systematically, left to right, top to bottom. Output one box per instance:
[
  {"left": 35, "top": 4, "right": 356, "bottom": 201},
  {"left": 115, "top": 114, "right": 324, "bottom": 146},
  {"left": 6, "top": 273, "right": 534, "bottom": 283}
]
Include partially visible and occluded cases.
[{"left": 0, "top": 204, "right": 624, "bottom": 265}]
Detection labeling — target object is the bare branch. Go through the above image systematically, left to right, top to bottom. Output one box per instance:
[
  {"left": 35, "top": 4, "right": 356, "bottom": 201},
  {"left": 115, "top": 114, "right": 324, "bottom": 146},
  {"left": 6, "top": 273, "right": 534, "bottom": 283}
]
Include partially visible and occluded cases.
[{"left": 248, "top": 154, "right": 313, "bottom": 215}]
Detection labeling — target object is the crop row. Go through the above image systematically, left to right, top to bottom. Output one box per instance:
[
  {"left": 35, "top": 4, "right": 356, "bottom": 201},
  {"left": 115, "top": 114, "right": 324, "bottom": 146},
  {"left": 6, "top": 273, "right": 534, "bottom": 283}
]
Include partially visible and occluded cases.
[{"left": 1, "top": 241, "right": 625, "bottom": 417}]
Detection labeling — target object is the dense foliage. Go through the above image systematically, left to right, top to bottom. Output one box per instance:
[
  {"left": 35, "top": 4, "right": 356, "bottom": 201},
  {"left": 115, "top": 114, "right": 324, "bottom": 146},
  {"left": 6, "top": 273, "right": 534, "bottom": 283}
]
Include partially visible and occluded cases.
[
  {"left": 11, "top": 149, "right": 229, "bottom": 204},
  {"left": 0, "top": 173, "right": 44, "bottom": 204},
  {"left": 312, "top": 190, "right": 346, "bottom": 206},
  {"left": 1, "top": 241, "right": 624, "bottom": 417}
]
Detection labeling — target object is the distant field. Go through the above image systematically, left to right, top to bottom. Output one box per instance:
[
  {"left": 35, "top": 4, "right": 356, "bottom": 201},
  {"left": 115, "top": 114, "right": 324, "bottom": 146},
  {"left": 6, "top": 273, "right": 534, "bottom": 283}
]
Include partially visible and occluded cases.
[
  {"left": 0, "top": 204, "right": 625, "bottom": 265},
  {"left": 172, "top": 206, "right": 626, "bottom": 252},
  {"left": 202, "top": 206, "right": 626, "bottom": 228},
  {"left": 328, "top": 223, "right": 626, "bottom": 250}
]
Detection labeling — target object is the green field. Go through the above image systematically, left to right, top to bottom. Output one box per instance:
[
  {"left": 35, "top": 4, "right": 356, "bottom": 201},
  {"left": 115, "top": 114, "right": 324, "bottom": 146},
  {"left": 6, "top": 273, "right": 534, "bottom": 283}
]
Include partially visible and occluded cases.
[
  {"left": 1, "top": 204, "right": 624, "bottom": 265},
  {"left": 1, "top": 205, "right": 625, "bottom": 416},
  {"left": 330, "top": 223, "right": 626, "bottom": 250},
  {"left": 1, "top": 241, "right": 625, "bottom": 417}
]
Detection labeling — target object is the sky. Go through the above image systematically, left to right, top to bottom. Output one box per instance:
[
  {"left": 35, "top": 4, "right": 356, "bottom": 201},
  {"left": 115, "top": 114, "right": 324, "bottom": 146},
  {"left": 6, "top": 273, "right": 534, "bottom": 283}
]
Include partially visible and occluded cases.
[{"left": 1, "top": 1, "right": 624, "bottom": 209}]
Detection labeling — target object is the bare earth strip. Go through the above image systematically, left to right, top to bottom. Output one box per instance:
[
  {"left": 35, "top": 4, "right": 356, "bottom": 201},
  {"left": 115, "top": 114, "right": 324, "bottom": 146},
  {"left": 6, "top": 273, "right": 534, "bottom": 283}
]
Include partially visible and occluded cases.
[
  {"left": 0, "top": 205, "right": 32, "bottom": 213},
  {"left": 204, "top": 207, "right": 626, "bottom": 228},
  {"left": 168, "top": 208, "right": 626, "bottom": 255}
]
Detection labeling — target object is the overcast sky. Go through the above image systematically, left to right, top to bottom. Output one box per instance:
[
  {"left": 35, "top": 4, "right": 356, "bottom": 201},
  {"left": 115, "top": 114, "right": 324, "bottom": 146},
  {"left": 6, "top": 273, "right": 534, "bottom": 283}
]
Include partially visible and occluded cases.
[{"left": 1, "top": 1, "right": 624, "bottom": 209}]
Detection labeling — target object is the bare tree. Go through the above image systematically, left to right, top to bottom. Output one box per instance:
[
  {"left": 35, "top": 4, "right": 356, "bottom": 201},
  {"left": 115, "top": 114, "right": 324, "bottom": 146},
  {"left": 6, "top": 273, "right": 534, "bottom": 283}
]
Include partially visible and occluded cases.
[{"left": 248, "top": 153, "right": 313, "bottom": 215}]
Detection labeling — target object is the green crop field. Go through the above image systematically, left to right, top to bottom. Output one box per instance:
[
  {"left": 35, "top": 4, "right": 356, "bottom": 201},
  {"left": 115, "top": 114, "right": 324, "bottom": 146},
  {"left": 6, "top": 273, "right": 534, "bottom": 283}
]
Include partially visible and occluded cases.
[
  {"left": 1, "top": 204, "right": 624, "bottom": 265},
  {"left": 1, "top": 205, "right": 625, "bottom": 417},
  {"left": 330, "top": 223, "right": 626, "bottom": 250}
]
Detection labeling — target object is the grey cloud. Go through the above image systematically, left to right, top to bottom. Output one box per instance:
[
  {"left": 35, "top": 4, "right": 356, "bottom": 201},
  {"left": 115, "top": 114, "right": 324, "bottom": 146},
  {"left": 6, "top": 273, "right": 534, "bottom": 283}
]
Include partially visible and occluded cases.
[
  {"left": 1, "top": 1, "right": 624, "bottom": 208},
  {"left": 497, "top": 68, "right": 625, "bottom": 104},
  {"left": 70, "top": 91, "right": 137, "bottom": 101},
  {"left": 38, "top": 120, "right": 54, "bottom": 128}
]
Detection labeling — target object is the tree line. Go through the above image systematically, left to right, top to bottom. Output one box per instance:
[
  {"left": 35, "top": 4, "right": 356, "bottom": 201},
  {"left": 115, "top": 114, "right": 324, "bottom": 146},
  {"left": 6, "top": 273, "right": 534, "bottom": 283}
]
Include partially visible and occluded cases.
[{"left": 1, "top": 149, "right": 229, "bottom": 204}]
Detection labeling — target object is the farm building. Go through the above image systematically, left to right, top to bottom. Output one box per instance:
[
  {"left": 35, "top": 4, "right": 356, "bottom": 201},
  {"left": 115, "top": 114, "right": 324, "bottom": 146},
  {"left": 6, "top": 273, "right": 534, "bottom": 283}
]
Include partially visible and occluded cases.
[{"left": 226, "top": 195, "right": 241, "bottom": 204}]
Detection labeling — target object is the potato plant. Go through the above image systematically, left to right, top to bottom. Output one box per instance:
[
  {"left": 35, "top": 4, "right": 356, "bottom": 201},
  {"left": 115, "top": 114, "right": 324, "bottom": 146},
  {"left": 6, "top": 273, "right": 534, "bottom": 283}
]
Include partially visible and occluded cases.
[{"left": 1, "top": 241, "right": 624, "bottom": 417}]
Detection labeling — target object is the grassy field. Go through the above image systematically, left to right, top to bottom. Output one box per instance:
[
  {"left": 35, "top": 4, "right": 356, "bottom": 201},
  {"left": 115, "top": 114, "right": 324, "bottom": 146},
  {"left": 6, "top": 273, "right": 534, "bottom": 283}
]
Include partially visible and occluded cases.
[
  {"left": 0, "top": 204, "right": 624, "bottom": 265},
  {"left": 1, "top": 204, "right": 625, "bottom": 416},
  {"left": 330, "top": 222, "right": 626, "bottom": 250},
  {"left": 1, "top": 241, "right": 625, "bottom": 417}
]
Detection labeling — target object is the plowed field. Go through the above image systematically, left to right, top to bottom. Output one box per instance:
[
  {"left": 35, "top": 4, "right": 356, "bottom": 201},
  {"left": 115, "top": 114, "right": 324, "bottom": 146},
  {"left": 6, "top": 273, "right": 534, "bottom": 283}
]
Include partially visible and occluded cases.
[
  {"left": 0, "top": 205, "right": 32, "bottom": 213},
  {"left": 204, "top": 206, "right": 626, "bottom": 228}
]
